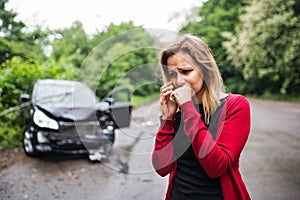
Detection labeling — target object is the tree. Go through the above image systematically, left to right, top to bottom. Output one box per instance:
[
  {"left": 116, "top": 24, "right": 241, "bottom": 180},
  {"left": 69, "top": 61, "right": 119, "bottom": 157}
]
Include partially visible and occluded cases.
[
  {"left": 0, "top": 0, "right": 48, "bottom": 63},
  {"left": 0, "top": 0, "right": 25, "bottom": 40},
  {"left": 224, "top": 0, "right": 300, "bottom": 95},
  {"left": 50, "top": 21, "right": 92, "bottom": 68}
]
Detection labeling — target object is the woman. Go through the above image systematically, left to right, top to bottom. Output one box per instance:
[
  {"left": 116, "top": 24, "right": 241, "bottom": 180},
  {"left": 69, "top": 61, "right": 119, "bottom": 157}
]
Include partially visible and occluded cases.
[{"left": 152, "top": 34, "right": 251, "bottom": 200}]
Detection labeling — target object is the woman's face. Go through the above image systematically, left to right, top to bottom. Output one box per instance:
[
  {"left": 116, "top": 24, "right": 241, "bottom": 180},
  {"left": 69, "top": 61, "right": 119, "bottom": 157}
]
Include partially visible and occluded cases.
[{"left": 167, "top": 53, "right": 204, "bottom": 99}]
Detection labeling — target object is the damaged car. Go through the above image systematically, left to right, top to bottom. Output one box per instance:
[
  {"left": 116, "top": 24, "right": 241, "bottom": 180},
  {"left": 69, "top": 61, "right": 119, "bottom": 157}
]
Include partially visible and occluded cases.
[{"left": 19, "top": 79, "right": 131, "bottom": 161}]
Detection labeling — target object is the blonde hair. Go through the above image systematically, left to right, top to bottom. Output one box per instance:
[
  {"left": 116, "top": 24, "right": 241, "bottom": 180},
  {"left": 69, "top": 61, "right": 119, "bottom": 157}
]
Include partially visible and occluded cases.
[{"left": 159, "top": 34, "right": 225, "bottom": 123}]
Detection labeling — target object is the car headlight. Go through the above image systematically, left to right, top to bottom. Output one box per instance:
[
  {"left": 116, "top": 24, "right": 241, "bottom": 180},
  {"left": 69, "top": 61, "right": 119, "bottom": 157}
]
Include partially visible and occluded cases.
[{"left": 33, "top": 109, "right": 59, "bottom": 130}]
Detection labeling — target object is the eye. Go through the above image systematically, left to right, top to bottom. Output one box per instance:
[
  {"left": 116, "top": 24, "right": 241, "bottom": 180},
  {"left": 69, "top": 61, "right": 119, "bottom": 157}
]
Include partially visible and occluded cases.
[{"left": 181, "top": 69, "right": 192, "bottom": 75}]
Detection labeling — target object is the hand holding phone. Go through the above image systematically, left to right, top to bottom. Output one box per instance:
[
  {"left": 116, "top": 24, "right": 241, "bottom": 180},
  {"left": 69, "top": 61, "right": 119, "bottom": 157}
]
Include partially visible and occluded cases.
[{"left": 160, "top": 82, "right": 178, "bottom": 119}]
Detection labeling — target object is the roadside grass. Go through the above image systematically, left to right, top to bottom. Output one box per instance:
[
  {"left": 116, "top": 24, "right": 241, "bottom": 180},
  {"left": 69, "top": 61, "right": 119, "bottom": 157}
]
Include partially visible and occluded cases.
[
  {"left": 131, "top": 93, "right": 160, "bottom": 108},
  {"left": 246, "top": 93, "right": 300, "bottom": 103}
]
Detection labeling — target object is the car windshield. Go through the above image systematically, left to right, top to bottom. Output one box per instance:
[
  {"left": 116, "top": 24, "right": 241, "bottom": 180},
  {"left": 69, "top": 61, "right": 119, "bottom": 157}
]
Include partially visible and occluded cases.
[{"left": 33, "top": 81, "right": 98, "bottom": 107}]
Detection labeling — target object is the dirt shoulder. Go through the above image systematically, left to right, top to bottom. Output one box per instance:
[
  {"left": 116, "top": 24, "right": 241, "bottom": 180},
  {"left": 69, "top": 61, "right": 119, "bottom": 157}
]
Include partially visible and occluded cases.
[{"left": 0, "top": 148, "right": 24, "bottom": 171}]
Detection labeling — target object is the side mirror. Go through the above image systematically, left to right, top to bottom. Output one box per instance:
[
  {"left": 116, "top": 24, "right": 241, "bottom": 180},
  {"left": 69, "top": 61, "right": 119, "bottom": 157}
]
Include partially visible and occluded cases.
[
  {"left": 19, "top": 94, "right": 30, "bottom": 104},
  {"left": 103, "top": 97, "right": 115, "bottom": 105}
]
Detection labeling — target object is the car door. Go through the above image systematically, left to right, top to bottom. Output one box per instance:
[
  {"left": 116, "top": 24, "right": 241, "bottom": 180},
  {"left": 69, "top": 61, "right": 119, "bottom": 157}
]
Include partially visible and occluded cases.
[{"left": 105, "top": 86, "right": 132, "bottom": 128}]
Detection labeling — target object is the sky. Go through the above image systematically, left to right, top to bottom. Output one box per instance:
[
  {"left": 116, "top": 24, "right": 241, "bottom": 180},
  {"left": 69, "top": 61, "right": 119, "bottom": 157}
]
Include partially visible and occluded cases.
[{"left": 7, "top": 0, "right": 202, "bottom": 34}]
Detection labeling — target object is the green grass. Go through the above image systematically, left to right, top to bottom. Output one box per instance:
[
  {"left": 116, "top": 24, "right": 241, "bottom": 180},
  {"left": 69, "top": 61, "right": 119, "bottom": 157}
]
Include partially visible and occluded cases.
[
  {"left": 131, "top": 93, "right": 160, "bottom": 108},
  {"left": 246, "top": 93, "right": 300, "bottom": 103}
]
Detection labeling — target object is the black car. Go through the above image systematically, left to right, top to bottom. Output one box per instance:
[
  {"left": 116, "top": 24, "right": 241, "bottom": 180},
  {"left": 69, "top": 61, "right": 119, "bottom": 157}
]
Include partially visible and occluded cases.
[{"left": 19, "top": 79, "right": 131, "bottom": 161}]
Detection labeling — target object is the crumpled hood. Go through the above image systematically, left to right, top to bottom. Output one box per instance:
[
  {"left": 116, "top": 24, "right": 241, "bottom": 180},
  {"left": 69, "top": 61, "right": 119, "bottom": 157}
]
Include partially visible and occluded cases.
[{"left": 36, "top": 103, "right": 97, "bottom": 121}]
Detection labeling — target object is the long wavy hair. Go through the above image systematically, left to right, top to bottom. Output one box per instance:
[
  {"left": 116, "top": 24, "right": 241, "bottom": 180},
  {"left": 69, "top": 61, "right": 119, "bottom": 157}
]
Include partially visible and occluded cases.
[{"left": 159, "top": 34, "right": 225, "bottom": 123}]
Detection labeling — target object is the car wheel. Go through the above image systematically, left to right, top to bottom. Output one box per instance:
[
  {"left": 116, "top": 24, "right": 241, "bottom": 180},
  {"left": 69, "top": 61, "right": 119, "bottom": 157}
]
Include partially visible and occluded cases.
[{"left": 22, "top": 130, "right": 38, "bottom": 157}]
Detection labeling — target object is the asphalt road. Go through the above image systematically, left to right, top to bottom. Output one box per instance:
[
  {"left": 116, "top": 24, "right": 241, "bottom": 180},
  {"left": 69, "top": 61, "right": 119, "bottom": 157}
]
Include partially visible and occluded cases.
[{"left": 0, "top": 98, "right": 300, "bottom": 200}]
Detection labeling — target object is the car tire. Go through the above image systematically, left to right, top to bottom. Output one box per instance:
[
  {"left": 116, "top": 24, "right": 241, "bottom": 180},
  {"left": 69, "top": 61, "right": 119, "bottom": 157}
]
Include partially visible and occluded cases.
[{"left": 22, "top": 130, "right": 39, "bottom": 157}]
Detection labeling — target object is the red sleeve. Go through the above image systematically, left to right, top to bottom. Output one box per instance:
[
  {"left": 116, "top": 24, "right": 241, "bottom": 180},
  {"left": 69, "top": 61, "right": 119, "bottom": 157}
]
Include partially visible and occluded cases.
[
  {"left": 180, "top": 94, "right": 251, "bottom": 178},
  {"left": 152, "top": 116, "right": 177, "bottom": 177}
]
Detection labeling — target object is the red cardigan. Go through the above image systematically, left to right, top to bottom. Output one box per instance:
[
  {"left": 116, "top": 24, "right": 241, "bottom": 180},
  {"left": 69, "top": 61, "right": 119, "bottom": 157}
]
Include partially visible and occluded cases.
[{"left": 152, "top": 94, "right": 251, "bottom": 200}]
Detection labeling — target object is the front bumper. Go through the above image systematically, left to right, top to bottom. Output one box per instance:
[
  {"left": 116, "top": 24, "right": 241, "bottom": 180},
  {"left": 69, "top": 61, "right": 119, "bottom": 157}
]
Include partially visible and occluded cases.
[{"left": 35, "top": 134, "right": 112, "bottom": 154}]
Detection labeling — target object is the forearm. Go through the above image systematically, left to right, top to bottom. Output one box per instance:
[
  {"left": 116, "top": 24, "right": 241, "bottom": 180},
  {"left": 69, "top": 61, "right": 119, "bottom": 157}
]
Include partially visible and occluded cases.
[{"left": 152, "top": 117, "right": 177, "bottom": 176}]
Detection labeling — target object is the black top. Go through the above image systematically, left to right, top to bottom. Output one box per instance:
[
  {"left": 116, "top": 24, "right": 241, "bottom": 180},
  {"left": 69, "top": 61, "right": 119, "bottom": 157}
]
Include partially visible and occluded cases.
[{"left": 170, "top": 98, "right": 227, "bottom": 200}]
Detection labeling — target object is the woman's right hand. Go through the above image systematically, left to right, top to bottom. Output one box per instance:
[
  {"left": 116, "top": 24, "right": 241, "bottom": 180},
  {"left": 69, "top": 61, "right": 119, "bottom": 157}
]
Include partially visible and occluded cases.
[{"left": 160, "top": 82, "right": 178, "bottom": 120}]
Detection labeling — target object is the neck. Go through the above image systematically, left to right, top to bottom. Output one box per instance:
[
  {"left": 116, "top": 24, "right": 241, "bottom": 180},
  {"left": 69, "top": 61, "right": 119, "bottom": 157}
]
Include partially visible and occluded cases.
[{"left": 195, "top": 89, "right": 204, "bottom": 104}]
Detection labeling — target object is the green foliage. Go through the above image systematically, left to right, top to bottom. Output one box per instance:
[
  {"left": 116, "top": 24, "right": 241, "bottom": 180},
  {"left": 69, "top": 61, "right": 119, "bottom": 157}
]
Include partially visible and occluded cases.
[
  {"left": 0, "top": 0, "right": 48, "bottom": 63},
  {"left": 0, "top": 0, "right": 25, "bottom": 40},
  {"left": 224, "top": 0, "right": 300, "bottom": 96},
  {"left": 51, "top": 21, "right": 92, "bottom": 64},
  {"left": 90, "top": 22, "right": 139, "bottom": 47},
  {"left": 0, "top": 56, "right": 41, "bottom": 150},
  {"left": 0, "top": 57, "right": 42, "bottom": 106},
  {"left": 40, "top": 57, "right": 79, "bottom": 80},
  {"left": 0, "top": 116, "right": 22, "bottom": 150}
]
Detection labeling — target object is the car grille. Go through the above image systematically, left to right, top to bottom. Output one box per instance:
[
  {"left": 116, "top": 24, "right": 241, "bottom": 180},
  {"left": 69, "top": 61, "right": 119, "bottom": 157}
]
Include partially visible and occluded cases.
[
  {"left": 45, "top": 120, "right": 104, "bottom": 143},
  {"left": 59, "top": 121, "right": 100, "bottom": 136}
]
